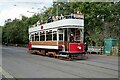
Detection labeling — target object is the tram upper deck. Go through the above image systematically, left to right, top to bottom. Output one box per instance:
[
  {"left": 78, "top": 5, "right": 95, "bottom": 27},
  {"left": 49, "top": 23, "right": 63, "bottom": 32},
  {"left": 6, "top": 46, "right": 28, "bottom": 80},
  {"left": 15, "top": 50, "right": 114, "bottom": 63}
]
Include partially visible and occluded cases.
[{"left": 29, "top": 18, "right": 84, "bottom": 33}]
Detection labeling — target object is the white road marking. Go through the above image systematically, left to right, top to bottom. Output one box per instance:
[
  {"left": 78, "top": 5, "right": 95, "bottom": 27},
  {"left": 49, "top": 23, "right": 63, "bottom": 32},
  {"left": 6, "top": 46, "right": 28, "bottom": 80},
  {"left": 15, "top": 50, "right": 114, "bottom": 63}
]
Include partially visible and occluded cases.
[{"left": 0, "top": 66, "right": 14, "bottom": 78}]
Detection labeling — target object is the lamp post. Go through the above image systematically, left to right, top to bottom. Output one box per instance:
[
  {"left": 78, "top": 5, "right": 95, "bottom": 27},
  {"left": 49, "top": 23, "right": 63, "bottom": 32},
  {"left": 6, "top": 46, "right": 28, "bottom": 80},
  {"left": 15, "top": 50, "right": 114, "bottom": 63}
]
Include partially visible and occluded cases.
[
  {"left": 54, "top": 1, "right": 60, "bottom": 16},
  {"left": 7, "top": 26, "right": 8, "bottom": 46}
]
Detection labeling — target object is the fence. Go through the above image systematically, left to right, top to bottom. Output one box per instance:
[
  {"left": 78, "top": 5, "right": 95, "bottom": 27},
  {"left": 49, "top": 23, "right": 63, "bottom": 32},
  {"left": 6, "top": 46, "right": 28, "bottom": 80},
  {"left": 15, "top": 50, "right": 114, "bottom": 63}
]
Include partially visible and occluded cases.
[
  {"left": 87, "top": 46, "right": 119, "bottom": 56},
  {"left": 87, "top": 46, "right": 103, "bottom": 54},
  {"left": 112, "top": 46, "right": 119, "bottom": 56}
]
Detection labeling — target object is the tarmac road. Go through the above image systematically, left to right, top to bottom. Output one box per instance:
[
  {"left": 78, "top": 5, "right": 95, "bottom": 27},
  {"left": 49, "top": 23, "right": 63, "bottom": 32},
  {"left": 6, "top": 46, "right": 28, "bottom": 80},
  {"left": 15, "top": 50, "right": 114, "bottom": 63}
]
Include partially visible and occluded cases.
[{"left": 1, "top": 46, "right": 119, "bottom": 78}]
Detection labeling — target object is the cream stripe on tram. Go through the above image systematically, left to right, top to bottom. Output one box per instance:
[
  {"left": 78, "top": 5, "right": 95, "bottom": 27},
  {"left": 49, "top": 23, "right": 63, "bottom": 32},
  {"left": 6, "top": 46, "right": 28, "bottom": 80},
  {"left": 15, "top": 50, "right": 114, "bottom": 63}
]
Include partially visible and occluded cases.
[{"left": 32, "top": 45, "right": 59, "bottom": 49}]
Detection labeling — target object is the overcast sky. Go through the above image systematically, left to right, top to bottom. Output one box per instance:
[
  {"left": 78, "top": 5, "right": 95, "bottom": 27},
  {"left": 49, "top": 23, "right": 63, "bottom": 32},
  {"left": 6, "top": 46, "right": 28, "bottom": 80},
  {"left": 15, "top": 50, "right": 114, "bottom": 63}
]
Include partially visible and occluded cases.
[{"left": 0, "top": 0, "right": 53, "bottom": 26}]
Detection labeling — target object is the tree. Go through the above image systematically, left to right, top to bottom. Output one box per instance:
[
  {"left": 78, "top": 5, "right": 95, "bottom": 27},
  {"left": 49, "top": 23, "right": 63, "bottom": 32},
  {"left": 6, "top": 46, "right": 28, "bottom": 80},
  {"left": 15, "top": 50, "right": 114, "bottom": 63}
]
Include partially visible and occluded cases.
[{"left": 2, "top": 2, "right": 120, "bottom": 47}]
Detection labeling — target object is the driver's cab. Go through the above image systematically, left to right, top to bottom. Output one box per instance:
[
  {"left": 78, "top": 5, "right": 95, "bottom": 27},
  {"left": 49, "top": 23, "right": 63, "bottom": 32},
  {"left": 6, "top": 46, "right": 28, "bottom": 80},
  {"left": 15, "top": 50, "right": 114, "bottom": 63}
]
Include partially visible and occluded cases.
[{"left": 58, "top": 28, "right": 84, "bottom": 53}]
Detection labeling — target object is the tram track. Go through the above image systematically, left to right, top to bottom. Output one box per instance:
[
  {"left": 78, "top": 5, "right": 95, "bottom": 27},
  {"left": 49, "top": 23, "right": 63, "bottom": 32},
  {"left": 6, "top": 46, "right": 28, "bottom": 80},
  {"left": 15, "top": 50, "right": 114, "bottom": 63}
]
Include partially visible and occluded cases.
[
  {"left": 2, "top": 47, "right": 118, "bottom": 78},
  {"left": 3, "top": 49, "right": 86, "bottom": 78},
  {"left": 22, "top": 50, "right": 119, "bottom": 77},
  {"left": 29, "top": 50, "right": 119, "bottom": 73},
  {"left": 4, "top": 51, "right": 117, "bottom": 78},
  {"left": 33, "top": 54, "right": 118, "bottom": 72},
  {"left": 28, "top": 55, "right": 118, "bottom": 77},
  {"left": 88, "top": 55, "right": 119, "bottom": 66},
  {"left": 21, "top": 56, "right": 87, "bottom": 78},
  {"left": 26, "top": 56, "right": 118, "bottom": 78},
  {"left": 44, "top": 56, "right": 119, "bottom": 75},
  {"left": 75, "top": 60, "right": 119, "bottom": 72},
  {"left": 87, "top": 60, "right": 119, "bottom": 66}
]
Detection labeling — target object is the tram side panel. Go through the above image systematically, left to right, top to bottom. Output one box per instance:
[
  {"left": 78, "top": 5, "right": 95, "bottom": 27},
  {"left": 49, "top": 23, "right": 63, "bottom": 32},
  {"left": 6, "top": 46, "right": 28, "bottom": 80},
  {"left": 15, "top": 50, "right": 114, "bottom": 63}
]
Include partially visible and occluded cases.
[
  {"left": 28, "top": 41, "right": 62, "bottom": 54},
  {"left": 28, "top": 41, "right": 88, "bottom": 60},
  {"left": 69, "top": 43, "right": 84, "bottom": 53}
]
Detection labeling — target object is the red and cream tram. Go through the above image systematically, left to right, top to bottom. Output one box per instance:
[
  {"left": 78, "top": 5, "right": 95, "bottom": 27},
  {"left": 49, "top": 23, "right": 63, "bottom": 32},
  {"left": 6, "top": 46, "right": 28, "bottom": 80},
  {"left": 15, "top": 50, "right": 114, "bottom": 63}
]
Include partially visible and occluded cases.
[{"left": 28, "top": 14, "right": 88, "bottom": 60}]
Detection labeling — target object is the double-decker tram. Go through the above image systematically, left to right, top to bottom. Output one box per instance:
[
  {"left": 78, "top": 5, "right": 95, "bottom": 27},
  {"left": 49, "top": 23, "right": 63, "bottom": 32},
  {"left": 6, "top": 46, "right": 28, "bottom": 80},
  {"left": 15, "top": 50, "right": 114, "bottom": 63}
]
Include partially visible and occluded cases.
[{"left": 28, "top": 14, "right": 88, "bottom": 60}]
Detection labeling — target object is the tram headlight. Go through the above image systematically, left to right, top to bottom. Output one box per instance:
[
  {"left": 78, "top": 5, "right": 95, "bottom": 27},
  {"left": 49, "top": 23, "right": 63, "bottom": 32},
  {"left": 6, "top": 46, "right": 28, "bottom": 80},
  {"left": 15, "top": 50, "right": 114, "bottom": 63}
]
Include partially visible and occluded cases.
[{"left": 78, "top": 46, "right": 81, "bottom": 49}]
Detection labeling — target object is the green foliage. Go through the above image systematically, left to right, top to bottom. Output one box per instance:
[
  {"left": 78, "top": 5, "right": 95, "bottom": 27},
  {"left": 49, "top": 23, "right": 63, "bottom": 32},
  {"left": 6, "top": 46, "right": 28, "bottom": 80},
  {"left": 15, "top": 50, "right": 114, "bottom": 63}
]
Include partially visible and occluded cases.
[
  {"left": 2, "top": 2, "right": 120, "bottom": 46},
  {"left": 0, "top": 26, "right": 2, "bottom": 43}
]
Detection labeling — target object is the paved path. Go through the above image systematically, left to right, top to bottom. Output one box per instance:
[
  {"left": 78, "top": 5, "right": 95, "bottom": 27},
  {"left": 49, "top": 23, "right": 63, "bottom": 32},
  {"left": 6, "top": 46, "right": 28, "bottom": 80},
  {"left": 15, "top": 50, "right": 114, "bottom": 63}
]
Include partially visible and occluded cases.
[{"left": 1, "top": 46, "right": 119, "bottom": 78}]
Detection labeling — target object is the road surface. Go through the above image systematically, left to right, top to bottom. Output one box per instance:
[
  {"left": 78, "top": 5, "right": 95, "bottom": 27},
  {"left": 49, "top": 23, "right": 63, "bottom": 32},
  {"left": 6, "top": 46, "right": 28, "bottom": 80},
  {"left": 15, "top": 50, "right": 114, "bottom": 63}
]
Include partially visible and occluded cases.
[{"left": 1, "top": 46, "right": 119, "bottom": 78}]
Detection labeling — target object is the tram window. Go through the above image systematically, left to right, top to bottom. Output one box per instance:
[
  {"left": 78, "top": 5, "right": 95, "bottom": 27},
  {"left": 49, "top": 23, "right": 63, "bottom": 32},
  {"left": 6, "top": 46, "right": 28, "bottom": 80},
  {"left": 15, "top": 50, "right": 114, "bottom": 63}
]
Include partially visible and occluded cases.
[
  {"left": 58, "top": 29, "right": 63, "bottom": 41},
  {"left": 65, "top": 29, "right": 68, "bottom": 41},
  {"left": 75, "top": 29, "right": 81, "bottom": 42},
  {"left": 46, "top": 31, "right": 48, "bottom": 41},
  {"left": 53, "top": 31, "right": 57, "bottom": 40},
  {"left": 35, "top": 32, "right": 39, "bottom": 41},
  {"left": 40, "top": 32, "right": 45, "bottom": 41},
  {"left": 46, "top": 32, "right": 52, "bottom": 41},
  {"left": 53, "top": 34, "right": 57, "bottom": 40},
  {"left": 59, "top": 34, "right": 63, "bottom": 40},
  {"left": 31, "top": 35, "right": 34, "bottom": 41},
  {"left": 40, "top": 35, "right": 45, "bottom": 41},
  {"left": 35, "top": 36, "right": 39, "bottom": 41}
]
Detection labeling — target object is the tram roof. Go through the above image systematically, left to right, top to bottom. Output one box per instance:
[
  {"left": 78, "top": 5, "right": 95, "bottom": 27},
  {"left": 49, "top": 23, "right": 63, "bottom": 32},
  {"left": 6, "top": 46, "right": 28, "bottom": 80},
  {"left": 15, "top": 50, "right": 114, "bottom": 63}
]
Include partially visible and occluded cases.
[{"left": 29, "top": 19, "right": 84, "bottom": 33}]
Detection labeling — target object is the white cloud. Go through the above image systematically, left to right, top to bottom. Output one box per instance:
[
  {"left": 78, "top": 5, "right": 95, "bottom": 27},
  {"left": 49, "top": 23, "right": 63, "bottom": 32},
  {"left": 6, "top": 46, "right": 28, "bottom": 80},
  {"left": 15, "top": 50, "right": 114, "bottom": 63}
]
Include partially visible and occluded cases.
[
  {"left": 0, "top": 0, "right": 53, "bottom": 26},
  {"left": 0, "top": 0, "right": 53, "bottom": 3},
  {"left": 0, "top": 7, "right": 31, "bottom": 20}
]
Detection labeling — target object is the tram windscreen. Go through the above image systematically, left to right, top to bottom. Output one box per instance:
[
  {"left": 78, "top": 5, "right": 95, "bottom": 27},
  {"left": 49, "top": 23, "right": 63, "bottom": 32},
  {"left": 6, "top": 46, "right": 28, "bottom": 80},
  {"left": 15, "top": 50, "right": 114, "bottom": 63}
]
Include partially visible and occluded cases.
[
  {"left": 69, "top": 28, "right": 81, "bottom": 43},
  {"left": 75, "top": 29, "right": 81, "bottom": 42}
]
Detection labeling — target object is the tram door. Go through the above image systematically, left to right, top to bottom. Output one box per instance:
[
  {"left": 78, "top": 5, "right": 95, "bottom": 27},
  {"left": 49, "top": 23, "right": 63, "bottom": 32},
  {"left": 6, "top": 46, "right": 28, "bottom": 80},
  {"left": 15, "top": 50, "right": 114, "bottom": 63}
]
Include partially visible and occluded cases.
[
  {"left": 58, "top": 28, "right": 73, "bottom": 51},
  {"left": 64, "top": 28, "right": 83, "bottom": 52},
  {"left": 64, "top": 28, "right": 77, "bottom": 51},
  {"left": 64, "top": 29, "right": 68, "bottom": 51}
]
